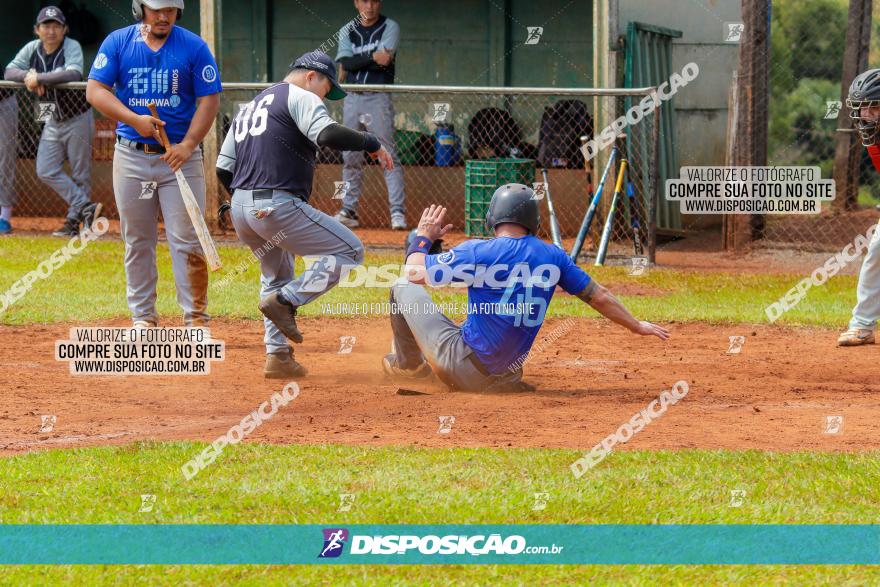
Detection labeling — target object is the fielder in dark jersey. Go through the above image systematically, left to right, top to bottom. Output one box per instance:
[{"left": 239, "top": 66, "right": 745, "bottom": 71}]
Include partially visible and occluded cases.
[
  {"left": 333, "top": 0, "right": 407, "bottom": 230},
  {"left": 216, "top": 51, "right": 392, "bottom": 379},
  {"left": 386, "top": 184, "right": 670, "bottom": 392}
]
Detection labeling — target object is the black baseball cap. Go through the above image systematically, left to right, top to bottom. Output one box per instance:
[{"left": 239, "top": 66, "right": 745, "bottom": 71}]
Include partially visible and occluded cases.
[
  {"left": 36, "top": 6, "right": 66, "bottom": 25},
  {"left": 289, "top": 51, "right": 346, "bottom": 100}
]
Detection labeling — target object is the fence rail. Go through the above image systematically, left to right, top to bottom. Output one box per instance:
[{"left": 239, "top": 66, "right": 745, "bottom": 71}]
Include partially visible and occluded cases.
[{"left": 0, "top": 80, "right": 659, "bottom": 261}]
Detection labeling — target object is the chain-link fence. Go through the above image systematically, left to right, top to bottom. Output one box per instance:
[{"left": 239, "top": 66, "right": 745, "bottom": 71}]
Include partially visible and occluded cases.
[
  {"left": 758, "top": 0, "right": 880, "bottom": 251},
  {"left": 1, "top": 80, "right": 658, "bottom": 260}
]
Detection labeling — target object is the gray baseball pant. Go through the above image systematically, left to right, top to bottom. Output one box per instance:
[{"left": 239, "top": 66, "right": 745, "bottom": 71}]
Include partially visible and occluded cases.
[
  {"left": 341, "top": 92, "right": 406, "bottom": 216},
  {"left": 0, "top": 96, "right": 18, "bottom": 208},
  {"left": 36, "top": 110, "right": 94, "bottom": 221},
  {"left": 112, "top": 142, "right": 209, "bottom": 326},
  {"left": 230, "top": 189, "right": 365, "bottom": 354},
  {"left": 849, "top": 223, "right": 880, "bottom": 331},
  {"left": 389, "top": 282, "right": 522, "bottom": 391}
]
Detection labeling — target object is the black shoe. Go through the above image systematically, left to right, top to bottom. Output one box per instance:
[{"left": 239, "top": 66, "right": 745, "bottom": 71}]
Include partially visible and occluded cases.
[
  {"left": 79, "top": 202, "right": 103, "bottom": 232},
  {"left": 52, "top": 218, "right": 79, "bottom": 237},
  {"left": 258, "top": 292, "right": 304, "bottom": 343},
  {"left": 264, "top": 349, "right": 308, "bottom": 379},
  {"left": 382, "top": 353, "right": 432, "bottom": 379}
]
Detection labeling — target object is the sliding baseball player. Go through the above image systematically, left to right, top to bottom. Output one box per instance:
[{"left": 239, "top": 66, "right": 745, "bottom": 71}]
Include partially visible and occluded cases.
[
  {"left": 86, "top": 0, "right": 221, "bottom": 328},
  {"left": 216, "top": 51, "right": 392, "bottom": 379},
  {"left": 386, "top": 184, "right": 669, "bottom": 391}
]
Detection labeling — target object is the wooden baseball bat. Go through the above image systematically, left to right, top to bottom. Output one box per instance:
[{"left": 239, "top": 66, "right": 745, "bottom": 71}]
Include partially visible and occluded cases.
[
  {"left": 147, "top": 103, "right": 222, "bottom": 272},
  {"left": 595, "top": 159, "right": 628, "bottom": 266}
]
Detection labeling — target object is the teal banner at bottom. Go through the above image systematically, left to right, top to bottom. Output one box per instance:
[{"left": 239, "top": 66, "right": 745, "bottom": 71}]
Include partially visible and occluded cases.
[{"left": 0, "top": 525, "right": 877, "bottom": 564}]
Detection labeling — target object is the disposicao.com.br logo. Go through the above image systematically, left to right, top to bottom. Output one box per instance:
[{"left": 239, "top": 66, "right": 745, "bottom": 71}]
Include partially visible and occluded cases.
[{"left": 318, "top": 529, "right": 563, "bottom": 558}]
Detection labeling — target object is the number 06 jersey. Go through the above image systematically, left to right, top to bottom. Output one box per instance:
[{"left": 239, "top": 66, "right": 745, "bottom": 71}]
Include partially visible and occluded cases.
[{"left": 217, "top": 83, "right": 336, "bottom": 202}]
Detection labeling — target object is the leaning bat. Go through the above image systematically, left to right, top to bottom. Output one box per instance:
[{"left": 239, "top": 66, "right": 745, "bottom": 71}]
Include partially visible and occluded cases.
[
  {"left": 147, "top": 103, "right": 222, "bottom": 271},
  {"left": 570, "top": 145, "right": 618, "bottom": 261},
  {"left": 595, "top": 159, "right": 628, "bottom": 267},
  {"left": 541, "top": 167, "right": 563, "bottom": 248},
  {"left": 625, "top": 179, "right": 644, "bottom": 257}
]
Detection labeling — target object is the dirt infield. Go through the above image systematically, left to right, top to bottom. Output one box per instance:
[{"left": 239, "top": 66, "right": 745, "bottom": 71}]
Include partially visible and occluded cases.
[{"left": 1, "top": 317, "right": 878, "bottom": 455}]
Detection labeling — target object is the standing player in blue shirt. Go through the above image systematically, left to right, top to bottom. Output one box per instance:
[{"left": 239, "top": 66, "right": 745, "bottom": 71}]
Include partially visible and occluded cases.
[
  {"left": 85, "top": 0, "right": 221, "bottom": 328},
  {"left": 387, "top": 184, "right": 670, "bottom": 392}
]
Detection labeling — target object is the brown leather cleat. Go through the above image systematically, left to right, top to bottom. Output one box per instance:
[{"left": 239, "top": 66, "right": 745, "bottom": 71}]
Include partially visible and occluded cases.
[
  {"left": 258, "top": 292, "right": 304, "bottom": 343},
  {"left": 264, "top": 350, "right": 308, "bottom": 379}
]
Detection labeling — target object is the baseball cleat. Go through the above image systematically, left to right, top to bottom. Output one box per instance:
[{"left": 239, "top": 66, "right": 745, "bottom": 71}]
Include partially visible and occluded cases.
[
  {"left": 80, "top": 202, "right": 103, "bottom": 232},
  {"left": 335, "top": 208, "right": 360, "bottom": 228},
  {"left": 391, "top": 212, "right": 408, "bottom": 230},
  {"left": 52, "top": 218, "right": 79, "bottom": 237},
  {"left": 0, "top": 219, "right": 11, "bottom": 234},
  {"left": 258, "top": 292, "right": 304, "bottom": 343},
  {"left": 132, "top": 320, "right": 157, "bottom": 328},
  {"left": 837, "top": 328, "right": 875, "bottom": 346},
  {"left": 264, "top": 349, "right": 308, "bottom": 379},
  {"left": 382, "top": 353, "right": 432, "bottom": 379}
]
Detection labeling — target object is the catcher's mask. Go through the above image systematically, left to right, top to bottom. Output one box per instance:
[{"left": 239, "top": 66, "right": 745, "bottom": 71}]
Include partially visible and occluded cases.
[{"left": 847, "top": 68, "right": 880, "bottom": 146}]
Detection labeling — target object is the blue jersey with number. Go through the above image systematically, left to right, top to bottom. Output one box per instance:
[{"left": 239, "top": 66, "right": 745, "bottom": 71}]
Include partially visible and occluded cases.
[
  {"left": 88, "top": 24, "right": 222, "bottom": 144},
  {"left": 424, "top": 236, "right": 592, "bottom": 375}
]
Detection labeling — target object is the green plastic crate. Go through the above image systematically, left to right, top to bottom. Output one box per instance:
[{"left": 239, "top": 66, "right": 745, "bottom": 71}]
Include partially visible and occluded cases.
[{"left": 464, "top": 158, "right": 536, "bottom": 237}]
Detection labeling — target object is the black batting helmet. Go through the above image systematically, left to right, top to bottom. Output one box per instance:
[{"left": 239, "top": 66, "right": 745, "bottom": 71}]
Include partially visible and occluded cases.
[
  {"left": 847, "top": 69, "right": 880, "bottom": 146},
  {"left": 485, "top": 183, "right": 539, "bottom": 235}
]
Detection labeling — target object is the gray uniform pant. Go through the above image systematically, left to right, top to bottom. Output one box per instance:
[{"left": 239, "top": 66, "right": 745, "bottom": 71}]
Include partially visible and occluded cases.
[
  {"left": 341, "top": 92, "right": 406, "bottom": 215},
  {"left": 0, "top": 96, "right": 18, "bottom": 208},
  {"left": 37, "top": 110, "right": 94, "bottom": 221},
  {"left": 112, "top": 142, "right": 209, "bottom": 326},
  {"left": 230, "top": 189, "right": 365, "bottom": 354},
  {"left": 849, "top": 223, "right": 880, "bottom": 330},
  {"left": 390, "top": 282, "right": 523, "bottom": 391}
]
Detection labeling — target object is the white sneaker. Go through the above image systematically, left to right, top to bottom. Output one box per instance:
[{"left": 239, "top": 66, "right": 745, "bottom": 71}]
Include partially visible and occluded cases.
[
  {"left": 335, "top": 209, "right": 359, "bottom": 228},
  {"left": 391, "top": 212, "right": 407, "bottom": 230},
  {"left": 133, "top": 320, "right": 156, "bottom": 329}
]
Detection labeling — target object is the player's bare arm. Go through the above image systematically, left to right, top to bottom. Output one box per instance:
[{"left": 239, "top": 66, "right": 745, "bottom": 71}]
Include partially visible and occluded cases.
[
  {"left": 86, "top": 79, "right": 164, "bottom": 140},
  {"left": 162, "top": 93, "right": 220, "bottom": 171},
  {"left": 577, "top": 282, "right": 670, "bottom": 340}
]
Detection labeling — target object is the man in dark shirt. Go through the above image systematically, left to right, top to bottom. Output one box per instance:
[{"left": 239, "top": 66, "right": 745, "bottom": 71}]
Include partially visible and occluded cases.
[
  {"left": 334, "top": 0, "right": 407, "bottom": 230},
  {"left": 4, "top": 6, "right": 100, "bottom": 236},
  {"left": 216, "top": 51, "right": 393, "bottom": 379}
]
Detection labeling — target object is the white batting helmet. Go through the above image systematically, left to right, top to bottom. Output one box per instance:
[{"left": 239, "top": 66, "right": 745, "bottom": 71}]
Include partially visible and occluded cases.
[{"left": 132, "top": 0, "right": 184, "bottom": 20}]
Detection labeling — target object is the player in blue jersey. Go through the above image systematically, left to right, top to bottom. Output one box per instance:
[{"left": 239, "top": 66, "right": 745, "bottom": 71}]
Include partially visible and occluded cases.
[
  {"left": 86, "top": 0, "right": 222, "bottom": 328},
  {"left": 387, "top": 184, "right": 670, "bottom": 392}
]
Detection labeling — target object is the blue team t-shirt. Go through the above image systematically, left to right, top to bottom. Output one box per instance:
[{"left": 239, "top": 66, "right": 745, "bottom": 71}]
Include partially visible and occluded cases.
[
  {"left": 88, "top": 24, "right": 222, "bottom": 144},
  {"left": 424, "top": 236, "right": 592, "bottom": 375}
]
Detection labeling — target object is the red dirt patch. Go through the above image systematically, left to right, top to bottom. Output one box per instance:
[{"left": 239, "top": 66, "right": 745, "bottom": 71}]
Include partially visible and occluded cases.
[{"left": 1, "top": 317, "right": 878, "bottom": 455}]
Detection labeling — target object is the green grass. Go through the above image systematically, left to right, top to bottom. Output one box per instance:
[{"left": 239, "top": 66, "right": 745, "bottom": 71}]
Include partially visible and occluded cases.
[
  {"left": 0, "top": 235, "right": 859, "bottom": 327},
  {"left": 0, "top": 237, "right": 872, "bottom": 583},
  {"left": 2, "top": 443, "right": 880, "bottom": 584}
]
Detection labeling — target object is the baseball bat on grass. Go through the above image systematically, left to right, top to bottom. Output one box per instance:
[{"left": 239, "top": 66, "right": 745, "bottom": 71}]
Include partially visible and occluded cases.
[{"left": 147, "top": 103, "right": 222, "bottom": 271}]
